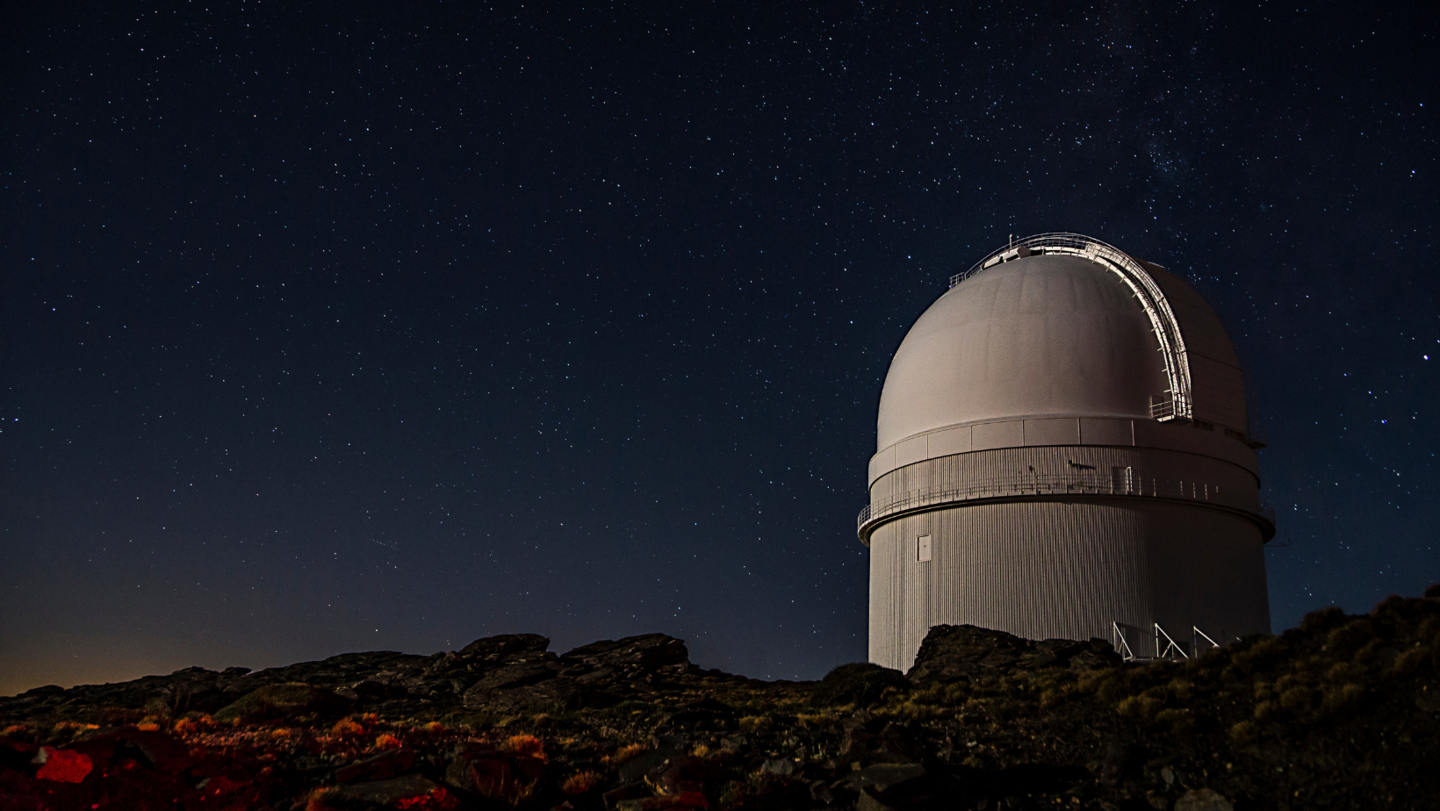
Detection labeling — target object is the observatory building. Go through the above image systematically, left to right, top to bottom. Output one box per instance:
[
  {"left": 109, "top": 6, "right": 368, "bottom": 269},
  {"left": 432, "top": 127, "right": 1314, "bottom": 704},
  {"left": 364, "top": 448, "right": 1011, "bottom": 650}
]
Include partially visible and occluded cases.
[{"left": 860, "top": 233, "right": 1273, "bottom": 671}]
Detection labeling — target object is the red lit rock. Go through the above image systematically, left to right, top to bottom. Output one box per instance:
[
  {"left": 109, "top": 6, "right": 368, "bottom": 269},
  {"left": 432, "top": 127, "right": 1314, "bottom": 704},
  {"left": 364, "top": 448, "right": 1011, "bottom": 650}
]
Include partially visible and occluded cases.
[{"left": 33, "top": 747, "right": 92, "bottom": 783}]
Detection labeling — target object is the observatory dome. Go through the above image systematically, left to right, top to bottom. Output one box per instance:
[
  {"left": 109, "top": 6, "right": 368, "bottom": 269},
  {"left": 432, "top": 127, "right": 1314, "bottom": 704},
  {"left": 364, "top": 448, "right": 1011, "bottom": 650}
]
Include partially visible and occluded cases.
[
  {"left": 876, "top": 249, "right": 1249, "bottom": 452},
  {"left": 878, "top": 254, "right": 1167, "bottom": 450}
]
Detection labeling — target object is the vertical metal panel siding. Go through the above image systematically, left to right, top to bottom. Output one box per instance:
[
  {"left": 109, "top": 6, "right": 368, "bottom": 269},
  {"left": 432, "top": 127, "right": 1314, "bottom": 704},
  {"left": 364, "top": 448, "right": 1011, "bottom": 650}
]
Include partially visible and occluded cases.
[{"left": 868, "top": 500, "right": 1270, "bottom": 672}]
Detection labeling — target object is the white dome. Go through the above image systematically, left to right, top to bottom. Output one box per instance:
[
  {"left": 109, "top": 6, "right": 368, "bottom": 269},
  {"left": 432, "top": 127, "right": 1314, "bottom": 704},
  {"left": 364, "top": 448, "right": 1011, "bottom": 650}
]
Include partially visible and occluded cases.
[{"left": 878, "top": 252, "right": 1210, "bottom": 450}]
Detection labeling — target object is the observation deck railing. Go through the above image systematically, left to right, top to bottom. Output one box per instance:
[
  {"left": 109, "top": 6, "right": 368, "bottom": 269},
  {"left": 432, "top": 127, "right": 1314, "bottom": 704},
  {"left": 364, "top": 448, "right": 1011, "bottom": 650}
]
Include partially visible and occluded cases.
[
  {"left": 950, "top": 232, "right": 1136, "bottom": 288},
  {"left": 857, "top": 470, "right": 1276, "bottom": 541}
]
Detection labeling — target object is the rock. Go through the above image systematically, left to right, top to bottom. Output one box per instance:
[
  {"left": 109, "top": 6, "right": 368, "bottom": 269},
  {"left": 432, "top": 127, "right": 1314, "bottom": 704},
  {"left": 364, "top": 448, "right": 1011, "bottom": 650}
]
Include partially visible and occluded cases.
[
  {"left": 907, "top": 625, "right": 1121, "bottom": 685},
  {"left": 459, "top": 633, "right": 552, "bottom": 660},
  {"left": 560, "top": 634, "right": 690, "bottom": 680},
  {"left": 469, "top": 661, "right": 558, "bottom": 692},
  {"left": 812, "top": 663, "right": 910, "bottom": 706},
  {"left": 464, "top": 677, "right": 589, "bottom": 714},
  {"left": 347, "top": 678, "right": 409, "bottom": 701},
  {"left": 212, "top": 682, "right": 352, "bottom": 723},
  {"left": 659, "top": 698, "right": 738, "bottom": 729},
  {"left": 113, "top": 728, "right": 191, "bottom": 773},
  {"left": 1099, "top": 742, "right": 1144, "bottom": 786},
  {"left": 33, "top": 747, "right": 93, "bottom": 783},
  {"left": 617, "top": 747, "right": 683, "bottom": 783},
  {"left": 335, "top": 748, "right": 415, "bottom": 783},
  {"left": 654, "top": 755, "right": 722, "bottom": 795},
  {"left": 761, "top": 758, "right": 796, "bottom": 776},
  {"left": 846, "top": 762, "right": 926, "bottom": 793},
  {"left": 333, "top": 773, "right": 438, "bottom": 805},
  {"left": 809, "top": 779, "right": 834, "bottom": 804},
  {"left": 603, "top": 783, "right": 645, "bottom": 810},
  {"left": 1175, "top": 788, "right": 1235, "bottom": 811},
  {"left": 856, "top": 789, "right": 900, "bottom": 811}
]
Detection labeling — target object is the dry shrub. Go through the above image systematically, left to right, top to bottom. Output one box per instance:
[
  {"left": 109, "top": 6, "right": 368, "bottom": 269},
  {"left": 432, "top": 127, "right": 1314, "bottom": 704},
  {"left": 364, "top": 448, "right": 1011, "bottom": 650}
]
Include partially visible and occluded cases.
[
  {"left": 1300, "top": 606, "right": 1347, "bottom": 634},
  {"left": 1417, "top": 616, "right": 1440, "bottom": 642},
  {"left": 1325, "top": 621, "right": 1372, "bottom": 655},
  {"left": 1231, "top": 635, "right": 1287, "bottom": 674},
  {"left": 1354, "top": 639, "right": 1389, "bottom": 666},
  {"left": 1391, "top": 644, "right": 1433, "bottom": 675},
  {"left": 1325, "top": 661, "right": 1361, "bottom": 683},
  {"left": 1075, "top": 670, "right": 1110, "bottom": 695},
  {"left": 1167, "top": 679, "right": 1195, "bottom": 701},
  {"left": 1319, "top": 683, "right": 1364, "bottom": 717},
  {"left": 1279, "top": 686, "right": 1313, "bottom": 715},
  {"left": 1039, "top": 689, "right": 1066, "bottom": 709},
  {"left": 1117, "top": 694, "right": 1163, "bottom": 722},
  {"left": 1252, "top": 700, "right": 1278, "bottom": 722},
  {"left": 892, "top": 701, "right": 940, "bottom": 722},
  {"left": 1153, "top": 708, "right": 1195, "bottom": 734},
  {"left": 794, "top": 713, "right": 831, "bottom": 728},
  {"left": 173, "top": 714, "right": 215, "bottom": 734},
  {"left": 738, "top": 715, "right": 769, "bottom": 733},
  {"left": 332, "top": 718, "right": 366, "bottom": 737},
  {"left": 1229, "top": 720, "right": 1258, "bottom": 744},
  {"left": 135, "top": 721, "right": 162, "bottom": 732},
  {"left": 423, "top": 721, "right": 447, "bottom": 734},
  {"left": 2, "top": 724, "right": 29, "bottom": 738},
  {"left": 271, "top": 728, "right": 296, "bottom": 741},
  {"left": 375, "top": 733, "right": 402, "bottom": 750},
  {"left": 501, "top": 734, "right": 544, "bottom": 759},
  {"left": 606, "top": 743, "right": 647, "bottom": 765},
  {"left": 691, "top": 744, "right": 712, "bottom": 758},
  {"left": 471, "top": 760, "right": 536, "bottom": 806},
  {"left": 562, "top": 771, "right": 601, "bottom": 795},
  {"left": 717, "top": 780, "right": 744, "bottom": 807},
  {"left": 303, "top": 787, "right": 344, "bottom": 811}
]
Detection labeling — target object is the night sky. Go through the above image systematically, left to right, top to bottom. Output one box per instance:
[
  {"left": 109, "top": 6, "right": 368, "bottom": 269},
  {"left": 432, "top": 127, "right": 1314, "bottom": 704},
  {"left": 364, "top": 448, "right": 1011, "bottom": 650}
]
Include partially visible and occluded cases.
[{"left": 3, "top": 2, "right": 1437, "bottom": 697}]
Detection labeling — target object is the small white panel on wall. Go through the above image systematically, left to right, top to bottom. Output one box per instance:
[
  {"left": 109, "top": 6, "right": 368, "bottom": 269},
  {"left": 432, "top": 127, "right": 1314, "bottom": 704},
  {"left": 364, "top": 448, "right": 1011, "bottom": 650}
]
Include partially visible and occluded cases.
[{"left": 917, "top": 534, "right": 933, "bottom": 562}]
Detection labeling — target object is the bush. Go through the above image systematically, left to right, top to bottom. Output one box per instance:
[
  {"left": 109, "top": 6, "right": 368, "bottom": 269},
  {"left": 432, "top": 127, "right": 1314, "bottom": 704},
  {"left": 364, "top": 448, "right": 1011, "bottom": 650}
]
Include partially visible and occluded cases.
[
  {"left": 1300, "top": 606, "right": 1347, "bottom": 634},
  {"left": 1325, "top": 621, "right": 1373, "bottom": 655},
  {"left": 811, "top": 663, "right": 910, "bottom": 707},
  {"left": 1319, "top": 683, "right": 1364, "bottom": 717},
  {"left": 1279, "top": 686, "right": 1313, "bottom": 715},
  {"left": 1116, "top": 694, "right": 1163, "bottom": 721},
  {"left": 1154, "top": 707, "right": 1195, "bottom": 734}
]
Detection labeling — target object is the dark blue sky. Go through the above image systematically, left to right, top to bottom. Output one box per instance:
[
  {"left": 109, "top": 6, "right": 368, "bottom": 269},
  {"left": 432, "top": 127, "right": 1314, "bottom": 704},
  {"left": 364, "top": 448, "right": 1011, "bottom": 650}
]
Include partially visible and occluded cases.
[{"left": 2, "top": 1, "right": 1436, "bottom": 695}]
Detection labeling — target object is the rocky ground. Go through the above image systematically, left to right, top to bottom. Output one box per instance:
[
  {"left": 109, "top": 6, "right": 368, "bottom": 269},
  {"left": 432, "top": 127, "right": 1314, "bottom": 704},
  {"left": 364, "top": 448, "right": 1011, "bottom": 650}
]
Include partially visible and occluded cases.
[{"left": 3, "top": 587, "right": 1438, "bottom": 811}]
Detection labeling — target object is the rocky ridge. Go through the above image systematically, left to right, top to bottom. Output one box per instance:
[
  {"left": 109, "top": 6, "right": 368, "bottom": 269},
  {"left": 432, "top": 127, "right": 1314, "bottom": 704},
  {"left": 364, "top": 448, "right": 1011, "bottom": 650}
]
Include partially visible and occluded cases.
[{"left": 2, "top": 588, "right": 1438, "bottom": 810}]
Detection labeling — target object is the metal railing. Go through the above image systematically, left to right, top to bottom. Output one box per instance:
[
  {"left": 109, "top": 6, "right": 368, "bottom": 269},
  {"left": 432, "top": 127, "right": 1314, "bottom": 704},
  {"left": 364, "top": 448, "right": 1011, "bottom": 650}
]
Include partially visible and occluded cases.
[
  {"left": 946, "top": 233, "right": 1194, "bottom": 423},
  {"left": 1149, "top": 395, "right": 1176, "bottom": 421},
  {"left": 857, "top": 470, "right": 1276, "bottom": 539}
]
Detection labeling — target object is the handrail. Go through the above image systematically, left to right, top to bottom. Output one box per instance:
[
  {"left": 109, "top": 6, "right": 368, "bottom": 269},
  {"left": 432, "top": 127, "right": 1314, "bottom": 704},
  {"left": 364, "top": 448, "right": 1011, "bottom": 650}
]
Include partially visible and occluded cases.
[{"left": 857, "top": 470, "right": 1276, "bottom": 541}]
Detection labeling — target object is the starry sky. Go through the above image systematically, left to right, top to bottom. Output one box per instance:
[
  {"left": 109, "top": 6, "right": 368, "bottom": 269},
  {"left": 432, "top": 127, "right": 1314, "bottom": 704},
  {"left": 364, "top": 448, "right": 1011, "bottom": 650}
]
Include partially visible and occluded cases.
[{"left": 2, "top": 2, "right": 1436, "bottom": 696}]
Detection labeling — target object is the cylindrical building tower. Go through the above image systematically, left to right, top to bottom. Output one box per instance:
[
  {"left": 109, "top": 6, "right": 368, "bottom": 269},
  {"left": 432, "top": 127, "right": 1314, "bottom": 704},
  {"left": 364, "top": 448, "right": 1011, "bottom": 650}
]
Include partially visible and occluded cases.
[{"left": 861, "top": 234, "right": 1272, "bottom": 671}]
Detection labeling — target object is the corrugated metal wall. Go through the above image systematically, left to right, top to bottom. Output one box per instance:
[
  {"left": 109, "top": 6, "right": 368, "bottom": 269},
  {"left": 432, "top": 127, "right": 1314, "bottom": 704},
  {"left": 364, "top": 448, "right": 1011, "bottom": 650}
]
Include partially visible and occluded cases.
[{"left": 868, "top": 500, "right": 1270, "bottom": 672}]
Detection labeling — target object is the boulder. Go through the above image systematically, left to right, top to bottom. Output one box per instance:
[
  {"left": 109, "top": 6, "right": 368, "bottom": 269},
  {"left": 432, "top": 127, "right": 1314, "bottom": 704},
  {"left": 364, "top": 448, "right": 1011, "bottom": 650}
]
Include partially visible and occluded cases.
[
  {"left": 907, "top": 625, "right": 1120, "bottom": 685},
  {"left": 459, "top": 633, "right": 552, "bottom": 661},
  {"left": 560, "top": 634, "right": 689, "bottom": 680},
  {"left": 812, "top": 663, "right": 909, "bottom": 706},
  {"left": 213, "top": 682, "right": 353, "bottom": 723},
  {"left": 335, "top": 748, "right": 415, "bottom": 783},
  {"left": 331, "top": 773, "right": 439, "bottom": 805},
  {"left": 1175, "top": 788, "right": 1235, "bottom": 811}
]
